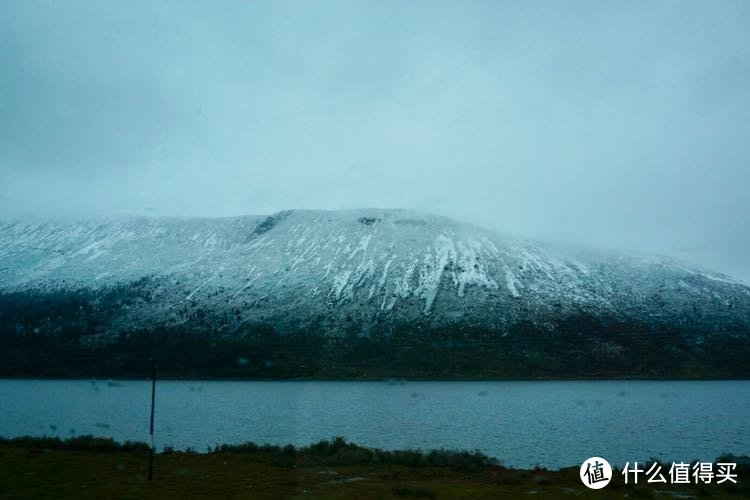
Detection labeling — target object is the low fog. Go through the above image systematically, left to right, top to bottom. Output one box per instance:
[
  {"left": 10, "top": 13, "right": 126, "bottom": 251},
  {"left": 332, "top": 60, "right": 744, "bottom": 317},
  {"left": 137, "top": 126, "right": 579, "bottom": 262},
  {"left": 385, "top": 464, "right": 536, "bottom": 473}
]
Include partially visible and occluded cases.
[{"left": 1, "top": 0, "right": 749, "bottom": 280}]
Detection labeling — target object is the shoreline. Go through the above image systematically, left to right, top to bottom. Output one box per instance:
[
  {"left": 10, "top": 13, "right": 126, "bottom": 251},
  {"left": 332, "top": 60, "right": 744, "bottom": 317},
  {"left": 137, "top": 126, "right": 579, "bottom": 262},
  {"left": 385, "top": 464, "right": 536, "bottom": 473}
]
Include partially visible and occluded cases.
[
  {"left": 3, "top": 375, "right": 750, "bottom": 382},
  {"left": 2, "top": 434, "right": 748, "bottom": 471}
]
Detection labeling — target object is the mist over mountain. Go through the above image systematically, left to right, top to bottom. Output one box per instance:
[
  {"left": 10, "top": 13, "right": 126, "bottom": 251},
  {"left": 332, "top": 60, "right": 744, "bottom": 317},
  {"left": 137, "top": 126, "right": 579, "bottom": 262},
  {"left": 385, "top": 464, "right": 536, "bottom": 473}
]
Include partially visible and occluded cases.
[{"left": 1, "top": 209, "right": 749, "bottom": 378}]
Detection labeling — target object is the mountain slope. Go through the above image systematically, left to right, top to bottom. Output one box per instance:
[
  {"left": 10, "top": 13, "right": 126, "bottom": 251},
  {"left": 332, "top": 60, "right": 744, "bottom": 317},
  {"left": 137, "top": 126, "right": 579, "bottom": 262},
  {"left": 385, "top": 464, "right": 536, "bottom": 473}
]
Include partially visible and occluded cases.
[{"left": 1, "top": 209, "right": 749, "bottom": 378}]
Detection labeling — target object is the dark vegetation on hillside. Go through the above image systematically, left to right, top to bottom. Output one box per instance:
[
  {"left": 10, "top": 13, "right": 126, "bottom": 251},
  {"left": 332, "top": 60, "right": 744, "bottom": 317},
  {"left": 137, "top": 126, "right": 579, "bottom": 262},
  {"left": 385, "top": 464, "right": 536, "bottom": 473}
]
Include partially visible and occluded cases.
[{"left": 1, "top": 287, "right": 749, "bottom": 379}]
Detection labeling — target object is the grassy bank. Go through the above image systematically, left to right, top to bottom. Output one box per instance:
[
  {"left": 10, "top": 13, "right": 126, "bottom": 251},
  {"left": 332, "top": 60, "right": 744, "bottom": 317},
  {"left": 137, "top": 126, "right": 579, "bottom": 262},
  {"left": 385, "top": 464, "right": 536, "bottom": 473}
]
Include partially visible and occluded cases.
[{"left": 0, "top": 436, "right": 748, "bottom": 499}]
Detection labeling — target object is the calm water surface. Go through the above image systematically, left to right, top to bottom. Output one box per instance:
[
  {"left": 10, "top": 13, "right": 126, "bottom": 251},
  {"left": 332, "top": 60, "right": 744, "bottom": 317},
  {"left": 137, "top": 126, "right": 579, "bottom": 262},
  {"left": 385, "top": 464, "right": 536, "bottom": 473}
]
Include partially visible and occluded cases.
[{"left": 1, "top": 379, "right": 747, "bottom": 469}]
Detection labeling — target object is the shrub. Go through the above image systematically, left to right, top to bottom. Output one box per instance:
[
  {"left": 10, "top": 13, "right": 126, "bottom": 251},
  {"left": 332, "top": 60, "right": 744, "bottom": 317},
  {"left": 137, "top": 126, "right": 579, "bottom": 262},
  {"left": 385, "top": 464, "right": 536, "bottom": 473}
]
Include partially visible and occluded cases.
[{"left": 1, "top": 435, "right": 149, "bottom": 453}]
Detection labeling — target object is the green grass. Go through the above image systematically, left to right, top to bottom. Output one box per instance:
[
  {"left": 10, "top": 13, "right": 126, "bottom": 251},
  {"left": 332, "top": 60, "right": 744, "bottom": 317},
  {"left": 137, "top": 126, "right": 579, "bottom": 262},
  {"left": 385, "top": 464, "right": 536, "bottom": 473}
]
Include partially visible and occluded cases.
[
  {"left": 0, "top": 436, "right": 748, "bottom": 499},
  {"left": 213, "top": 436, "right": 496, "bottom": 471}
]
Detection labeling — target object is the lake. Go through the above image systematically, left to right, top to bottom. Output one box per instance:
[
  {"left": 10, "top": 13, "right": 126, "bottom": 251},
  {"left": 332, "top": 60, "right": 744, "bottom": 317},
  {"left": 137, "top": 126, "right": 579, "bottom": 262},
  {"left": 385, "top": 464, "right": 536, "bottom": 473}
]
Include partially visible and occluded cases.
[{"left": 1, "top": 379, "right": 748, "bottom": 469}]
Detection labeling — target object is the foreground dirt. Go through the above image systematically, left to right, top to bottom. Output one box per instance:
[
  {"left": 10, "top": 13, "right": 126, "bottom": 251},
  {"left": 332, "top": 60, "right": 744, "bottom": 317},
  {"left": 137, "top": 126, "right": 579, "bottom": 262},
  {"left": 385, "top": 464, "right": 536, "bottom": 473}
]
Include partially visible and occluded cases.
[{"left": 0, "top": 445, "right": 746, "bottom": 499}]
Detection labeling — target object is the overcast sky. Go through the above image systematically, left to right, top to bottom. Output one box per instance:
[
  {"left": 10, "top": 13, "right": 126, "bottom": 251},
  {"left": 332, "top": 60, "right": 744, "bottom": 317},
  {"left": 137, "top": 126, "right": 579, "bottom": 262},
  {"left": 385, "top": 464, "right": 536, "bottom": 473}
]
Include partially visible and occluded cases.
[{"left": 1, "top": 0, "right": 749, "bottom": 280}]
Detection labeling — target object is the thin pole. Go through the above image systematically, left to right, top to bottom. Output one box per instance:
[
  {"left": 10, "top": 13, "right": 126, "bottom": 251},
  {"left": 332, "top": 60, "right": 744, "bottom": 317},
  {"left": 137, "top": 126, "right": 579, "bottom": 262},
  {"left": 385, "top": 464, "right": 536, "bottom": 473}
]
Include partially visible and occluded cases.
[{"left": 148, "top": 360, "right": 156, "bottom": 480}]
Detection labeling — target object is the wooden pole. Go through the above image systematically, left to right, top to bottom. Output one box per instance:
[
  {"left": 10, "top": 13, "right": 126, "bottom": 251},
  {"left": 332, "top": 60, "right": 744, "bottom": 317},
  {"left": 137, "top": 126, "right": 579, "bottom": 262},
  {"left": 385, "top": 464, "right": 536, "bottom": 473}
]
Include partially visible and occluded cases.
[{"left": 148, "top": 361, "right": 156, "bottom": 480}]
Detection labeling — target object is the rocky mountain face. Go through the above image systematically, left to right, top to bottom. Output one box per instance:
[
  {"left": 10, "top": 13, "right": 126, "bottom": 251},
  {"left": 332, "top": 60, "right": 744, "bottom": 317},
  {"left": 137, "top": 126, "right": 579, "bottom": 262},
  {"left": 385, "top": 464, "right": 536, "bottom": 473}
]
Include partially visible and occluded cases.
[{"left": 1, "top": 209, "right": 749, "bottom": 378}]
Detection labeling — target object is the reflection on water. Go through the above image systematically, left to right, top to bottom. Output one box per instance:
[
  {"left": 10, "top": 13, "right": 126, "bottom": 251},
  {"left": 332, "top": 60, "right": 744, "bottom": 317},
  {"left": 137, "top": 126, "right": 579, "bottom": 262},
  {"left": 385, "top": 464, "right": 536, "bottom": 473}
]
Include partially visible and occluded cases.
[{"left": 1, "top": 379, "right": 748, "bottom": 469}]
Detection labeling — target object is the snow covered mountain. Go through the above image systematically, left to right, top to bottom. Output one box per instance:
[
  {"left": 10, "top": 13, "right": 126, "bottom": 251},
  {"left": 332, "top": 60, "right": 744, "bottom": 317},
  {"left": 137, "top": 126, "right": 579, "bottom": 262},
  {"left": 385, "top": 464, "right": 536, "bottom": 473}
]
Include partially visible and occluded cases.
[{"left": 1, "top": 208, "right": 749, "bottom": 337}]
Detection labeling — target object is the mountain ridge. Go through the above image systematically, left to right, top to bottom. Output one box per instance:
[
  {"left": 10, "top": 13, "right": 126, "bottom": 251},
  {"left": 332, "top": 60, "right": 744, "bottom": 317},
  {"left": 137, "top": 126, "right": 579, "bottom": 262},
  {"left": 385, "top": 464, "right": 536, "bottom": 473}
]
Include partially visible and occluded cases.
[{"left": 1, "top": 208, "right": 749, "bottom": 378}]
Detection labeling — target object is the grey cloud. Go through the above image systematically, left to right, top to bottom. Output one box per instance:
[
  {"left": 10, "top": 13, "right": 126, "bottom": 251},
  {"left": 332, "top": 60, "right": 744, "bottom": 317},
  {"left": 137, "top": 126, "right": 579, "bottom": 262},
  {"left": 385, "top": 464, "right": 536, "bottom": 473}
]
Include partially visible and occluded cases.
[{"left": 0, "top": 0, "right": 749, "bottom": 280}]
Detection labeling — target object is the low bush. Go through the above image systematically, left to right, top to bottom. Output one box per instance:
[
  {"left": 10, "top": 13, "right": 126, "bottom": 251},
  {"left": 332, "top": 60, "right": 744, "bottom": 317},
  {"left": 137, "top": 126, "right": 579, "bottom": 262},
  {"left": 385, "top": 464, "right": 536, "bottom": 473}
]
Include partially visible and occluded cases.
[
  {"left": 0, "top": 435, "right": 150, "bottom": 453},
  {"left": 209, "top": 436, "right": 496, "bottom": 471}
]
